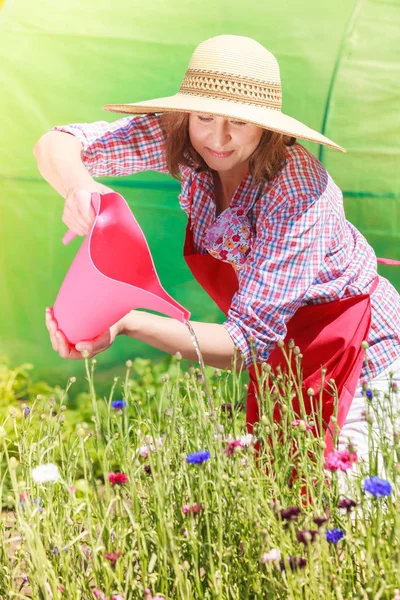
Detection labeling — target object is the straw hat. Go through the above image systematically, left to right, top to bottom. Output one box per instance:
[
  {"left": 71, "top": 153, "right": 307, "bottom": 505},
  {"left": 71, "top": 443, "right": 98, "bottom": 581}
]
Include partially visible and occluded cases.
[{"left": 103, "top": 35, "right": 345, "bottom": 153}]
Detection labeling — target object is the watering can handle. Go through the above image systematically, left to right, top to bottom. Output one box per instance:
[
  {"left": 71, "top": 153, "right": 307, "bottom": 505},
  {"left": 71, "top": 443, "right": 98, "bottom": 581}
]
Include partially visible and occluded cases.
[{"left": 62, "top": 193, "right": 101, "bottom": 245}]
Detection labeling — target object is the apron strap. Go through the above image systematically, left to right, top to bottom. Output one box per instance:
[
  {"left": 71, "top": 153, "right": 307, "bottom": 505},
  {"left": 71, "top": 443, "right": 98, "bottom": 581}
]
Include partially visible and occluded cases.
[{"left": 377, "top": 257, "right": 400, "bottom": 266}]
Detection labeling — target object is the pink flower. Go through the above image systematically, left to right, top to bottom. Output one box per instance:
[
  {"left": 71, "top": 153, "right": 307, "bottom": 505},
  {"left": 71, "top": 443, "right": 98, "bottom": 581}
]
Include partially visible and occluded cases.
[
  {"left": 292, "top": 419, "right": 313, "bottom": 431},
  {"left": 225, "top": 440, "right": 243, "bottom": 456},
  {"left": 139, "top": 445, "right": 149, "bottom": 458},
  {"left": 325, "top": 450, "right": 358, "bottom": 472},
  {"left": 108, "top": 472, "right": 128, "bottom": 485},
  {"left": 69, "top": 485, "right": 77, "bottom": 494},
  {"left": 182, "top": 504, "right": 191, "bottom": 515},
  {"left": 261, "top": 548, "right": 281, "bottom": 563},
  {"left": 104, "top": 550, "right": 121, "bottom": 567},
  {"left": 92, "top": 590, "right": 106, "bottom": 600},
  {"left": 112, "top": 596, "right": 124, "bottom": 600}
]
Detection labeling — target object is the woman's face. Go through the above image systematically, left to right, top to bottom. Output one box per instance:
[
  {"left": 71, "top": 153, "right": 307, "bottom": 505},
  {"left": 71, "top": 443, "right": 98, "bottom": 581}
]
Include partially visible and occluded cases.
[{"left": 188, "top": 112, "right": 263, "bottom": 173}]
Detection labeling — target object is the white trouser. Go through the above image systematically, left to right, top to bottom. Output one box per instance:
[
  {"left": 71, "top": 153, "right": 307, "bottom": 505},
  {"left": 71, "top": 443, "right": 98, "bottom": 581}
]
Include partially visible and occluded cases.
[{"left": 336, "top": 355, "right": 400, "bottom": 494}]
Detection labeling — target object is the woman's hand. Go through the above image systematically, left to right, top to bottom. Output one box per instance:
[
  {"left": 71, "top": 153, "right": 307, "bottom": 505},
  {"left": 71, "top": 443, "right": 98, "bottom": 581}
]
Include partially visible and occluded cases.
[
  {"left": 62, "top": 182, "right": 114, "bottom": 237},
  {"left": 45, "top": 307, "right": 122, "bottom": 360}
]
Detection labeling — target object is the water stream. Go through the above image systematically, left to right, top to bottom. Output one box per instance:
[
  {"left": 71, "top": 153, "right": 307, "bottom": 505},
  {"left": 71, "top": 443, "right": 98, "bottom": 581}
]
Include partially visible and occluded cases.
[{"left": 185, "top": 320, "right": 214, "bottom": 414}]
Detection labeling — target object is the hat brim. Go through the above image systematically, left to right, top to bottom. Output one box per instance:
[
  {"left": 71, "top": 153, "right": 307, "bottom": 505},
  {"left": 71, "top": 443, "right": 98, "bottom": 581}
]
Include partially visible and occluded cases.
[{"left": 103, "top": 93, "right": 345, "bottom": 153}]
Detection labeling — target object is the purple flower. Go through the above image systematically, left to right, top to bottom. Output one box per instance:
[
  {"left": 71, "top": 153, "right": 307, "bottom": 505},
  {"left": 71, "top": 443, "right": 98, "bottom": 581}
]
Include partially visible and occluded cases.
[
  {"left": 362, "top": 388, "right": 373, "bottom": 400},
  {"left": 111, "top": 400, "right": 126, "bottom": 410},
  {"left": 24, "top": 407, "right": 31, "bottom": 417},
  {"left": 186, "top": 450, "right": 210, "bottom": 465},
  {"left": 363, "top": 476, "right": 392, "bottom": 497},
  {"left": 337, "top": 497, "right": 357, "bottom": 512},
  {"left": 280, "top": 506, "right": 301, "bottom": 522},
  {"left": 326, "top": 529, "right": 344, "bottom": 544},
  {"left": 279, "top": 557, "right": 307, "bottom": 571}
]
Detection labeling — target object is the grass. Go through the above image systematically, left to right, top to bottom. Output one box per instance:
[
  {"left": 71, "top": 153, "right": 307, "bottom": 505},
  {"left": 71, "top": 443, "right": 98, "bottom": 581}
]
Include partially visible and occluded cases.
[{"left": 0, "top": 349, "right": 399, "bottom": 599}]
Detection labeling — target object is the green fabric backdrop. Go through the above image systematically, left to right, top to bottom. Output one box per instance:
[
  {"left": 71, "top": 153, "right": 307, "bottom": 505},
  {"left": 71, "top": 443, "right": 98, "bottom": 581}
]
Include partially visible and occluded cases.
[{"left": 0, "top": 0, "right": 399, "bottom": 392}]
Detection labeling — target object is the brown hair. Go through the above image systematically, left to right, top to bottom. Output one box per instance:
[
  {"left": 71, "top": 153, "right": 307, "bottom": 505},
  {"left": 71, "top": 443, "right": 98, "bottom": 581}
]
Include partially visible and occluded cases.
[{"left": 159, "top": 112, "right": 296, "bottom": 184}]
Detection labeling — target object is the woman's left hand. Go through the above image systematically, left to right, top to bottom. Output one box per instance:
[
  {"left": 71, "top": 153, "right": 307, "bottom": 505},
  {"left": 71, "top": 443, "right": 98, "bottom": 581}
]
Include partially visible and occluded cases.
[{"left": 45, "top": 307, "right": 122, "bottom": 360}]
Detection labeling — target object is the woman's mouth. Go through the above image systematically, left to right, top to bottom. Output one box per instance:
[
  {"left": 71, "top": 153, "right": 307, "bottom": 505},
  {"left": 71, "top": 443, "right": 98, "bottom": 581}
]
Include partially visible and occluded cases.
[{"left": 206, "top": 148, "right": 234, "bottom": 158}]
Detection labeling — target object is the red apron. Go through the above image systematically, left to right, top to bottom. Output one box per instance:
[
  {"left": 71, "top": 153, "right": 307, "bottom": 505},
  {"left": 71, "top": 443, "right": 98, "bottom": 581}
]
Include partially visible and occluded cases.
[{"left": 183, "top": 179, "right": 393, "bottom": 456}]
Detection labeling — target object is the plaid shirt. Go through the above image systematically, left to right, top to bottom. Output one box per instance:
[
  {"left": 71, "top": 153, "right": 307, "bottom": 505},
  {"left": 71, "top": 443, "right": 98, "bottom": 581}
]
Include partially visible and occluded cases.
[{"left": 52, "top": 114, "right": 400, "bottom": 380}]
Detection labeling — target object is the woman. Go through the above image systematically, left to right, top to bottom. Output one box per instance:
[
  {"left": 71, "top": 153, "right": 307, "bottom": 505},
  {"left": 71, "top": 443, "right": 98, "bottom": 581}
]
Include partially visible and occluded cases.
[{"left": 35, "top": 35, "right": 400, "bottom": 461}]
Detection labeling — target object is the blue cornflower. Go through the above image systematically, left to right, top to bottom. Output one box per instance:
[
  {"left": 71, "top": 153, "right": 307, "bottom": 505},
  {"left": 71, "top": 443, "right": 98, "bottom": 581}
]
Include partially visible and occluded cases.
[
  {"left": 362, "top": 388, "right": 373, "bottom": 400},
  {"left": 111, "top": 400, "right": 127, "bottom": 410},
  {"left": 24, "top": 407, "right": 30, "bottom": 417},
  {"left": 186, "top": 450, "right": 211, "bottom": 465},
  {"left": 363, "top": 476, "right": 392, "bottom": 498},
  {"left": 325, "top": 529, "right": 344, "bottom": 544},
  {"left": 52, "top": 547, "right": 59, "bottom": 555}
]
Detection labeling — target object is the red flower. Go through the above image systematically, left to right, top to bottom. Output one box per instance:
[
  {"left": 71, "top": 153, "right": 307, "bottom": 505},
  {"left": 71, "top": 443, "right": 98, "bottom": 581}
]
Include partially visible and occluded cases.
[
  {"left": 236, "top": 209, "right": 244, "bottom": 216},
  {"left": 232, "top": 234, "right": 240, "bottom": 242},
  {"left": 216, "top": 237, "right": 223, "bottom": 244},
  {"left": 220, "top": 250, "right": 228, "bottom": 259},
  {"left": 225, "top": 440, "right": 243, "bottom": 456},
  {"left": 108, "top": 472, "right": 128, "bottom": 485},
  {"left": 104, "top": 551, "right": 121, "bottom": 568}
]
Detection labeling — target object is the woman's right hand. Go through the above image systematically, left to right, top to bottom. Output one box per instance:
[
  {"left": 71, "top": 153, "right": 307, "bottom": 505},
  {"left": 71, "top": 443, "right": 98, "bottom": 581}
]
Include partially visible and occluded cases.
[{"left": 62, "top": 182, "right": 115, "bottom": 237}]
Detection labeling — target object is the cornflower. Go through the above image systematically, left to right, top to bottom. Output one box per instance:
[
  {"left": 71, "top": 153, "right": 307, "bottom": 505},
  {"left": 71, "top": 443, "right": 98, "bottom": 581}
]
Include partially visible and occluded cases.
[
  {"left": 111, "top": 400, "right": 126, "bottom": 410},
  {"left": 225, "top": 440, "right": 243, "bottom": 456},
  {"left": 324, "top": 449, "right": 357, "bottom": 471},
  {"left": 186, "top": 450, "right": 210, "bottom": 465},
  {"left": 32, "top": 463, "right": 60, "bottom": 483},
  {"left": 108, "top": 472, "right": 128, "bottom": 486},
  {"left": 363, "top": 476, "right": 392, "bottom": 497},
  {"left": 338, "top": 497, "right": 358, "bottom": 512},
  {"left": 280, "top": 506, "right": 301, "bottom": 522},
  {"left": 326, "top": 529, "right": 344, "bottom": 544},
  {"left": 296, "top": 530, "right": 319, "bottom": 545},
  {"left": 261, "top": 548, "right": 281, "bottom": 563},
  {"left": 105, "top": 551, "right": 121, "bottom": 568},
  {"left": 279, "top": 557, "right": 307, "bottom": 571}
]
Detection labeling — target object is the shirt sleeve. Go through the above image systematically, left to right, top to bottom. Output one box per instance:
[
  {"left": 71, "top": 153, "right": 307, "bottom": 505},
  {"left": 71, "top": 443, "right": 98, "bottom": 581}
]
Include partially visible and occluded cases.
[
  {"left": 51, "top": 114, "right": 170, "bottom": 177},
  {"left": 223, "top": 190, "right": 334, "bottom": 369}
]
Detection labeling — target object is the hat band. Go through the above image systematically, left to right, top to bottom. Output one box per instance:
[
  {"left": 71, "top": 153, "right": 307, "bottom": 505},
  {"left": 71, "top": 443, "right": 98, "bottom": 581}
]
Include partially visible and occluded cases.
[{"left": 179, "top": 69, "right": 282, "bottom": 111}]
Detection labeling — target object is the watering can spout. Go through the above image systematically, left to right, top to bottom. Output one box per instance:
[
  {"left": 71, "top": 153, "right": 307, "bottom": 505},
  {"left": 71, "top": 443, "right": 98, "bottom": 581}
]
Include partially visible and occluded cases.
[{"left": 54, "top": 192, "right": 190, "bottom": 344}]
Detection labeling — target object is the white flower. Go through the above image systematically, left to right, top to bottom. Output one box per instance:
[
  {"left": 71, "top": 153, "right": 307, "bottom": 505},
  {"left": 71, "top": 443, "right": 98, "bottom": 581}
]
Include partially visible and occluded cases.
[
  {"left": 239, "top": 434, "right": 254, "bottom": 447},
  {"left": 32, "top": 463, "right": 60, "bottom": 483},
  {"left": 261, "top": 548, "right": 281, "bottom": 563}
]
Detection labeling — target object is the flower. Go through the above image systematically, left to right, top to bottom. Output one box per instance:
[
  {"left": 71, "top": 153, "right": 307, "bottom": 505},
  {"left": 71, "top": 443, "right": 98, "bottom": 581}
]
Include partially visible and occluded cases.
[
  {"left": 111, "top": 400, "right": 126, "bottom": 410},
  {"left": 221, "top": 402, "right": 233, "bottom": 415},
  {"left": 24, "top": 407, "right": 31, "bottom": 417},
  {"left": 291, "top": 419, "right": 313, "bottom": 431},
  {"left": 239, "top": 434, "right": 254, "bottom": 446},
  {"left": 225, "top": 440, "right": 243, "bottom": 456},
  {"left": 139, "top": 445, "right": 149, "bottom": 458},
  {"left": 186, "top": 450, "right": 211, "bottom": 465},
  {"left": 324, "top": 450, "right": 357, "bottom": 471},
  {"left": 32, "top": 463, "right": 60, "bottom": 483},
  {"left": 144, "top": 464, "right": 152, "bottom": 475},
  {"left": 108, "top": 472, "right": 128, "bottom": 486},
  {"left": 362, "top": 476, "right": 392, "bottom": 497},
  {"left": 337, "top": 497, "right": 358, "bottom": 512},
  {"left": 182, "top": 502, "right": 203, "bottom": 516},
  {"left": 182, "top": 504, "right": 191, "bottom": 515},
  {"left": 280, "top": 506, "right": 301, "bottom": 522},
  {"left": 313, "top": 514, "right": 329, "bottom": 528},
  {"left": 326, "top": 529, "right": 344, "bottom": 544},
  {"left": 296, "top": 530, "right": 319, "bottom": 545},
  {"left": 261, "top": 548, "right": 281, "bottom": 563},
  {"left": 104, "top": 551, "right": 121, "bottom": 568},
  {"left": 279, "top": 557, "right": 307, "bottom": 571},
  {"left": 92, "top": 590, "right": 106, "bottom": 600},
  {"left": 112, "top": 596, "right": 124, "bottom": 600}
]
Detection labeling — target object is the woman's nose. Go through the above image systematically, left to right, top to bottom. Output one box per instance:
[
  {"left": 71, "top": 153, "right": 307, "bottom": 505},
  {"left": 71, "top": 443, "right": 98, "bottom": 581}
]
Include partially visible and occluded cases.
[{"left": 210, "top": 122, "right": 231, "bottom": 148}]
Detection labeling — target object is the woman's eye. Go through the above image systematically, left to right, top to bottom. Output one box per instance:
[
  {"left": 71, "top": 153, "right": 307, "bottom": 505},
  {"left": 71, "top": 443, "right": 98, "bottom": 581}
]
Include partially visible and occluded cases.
[
  {"left": 198, "top": 116, "right": 212, "bottom": 122},
  {"left": 231, "top": 121, "right": 246, "bottom": 126}
]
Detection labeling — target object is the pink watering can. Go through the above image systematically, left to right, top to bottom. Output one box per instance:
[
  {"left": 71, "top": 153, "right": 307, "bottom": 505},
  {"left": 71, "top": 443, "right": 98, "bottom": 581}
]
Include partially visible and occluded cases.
[{"left": 53, "top": 192, "right": 190, "bottom": 345}]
